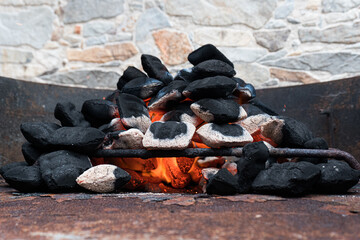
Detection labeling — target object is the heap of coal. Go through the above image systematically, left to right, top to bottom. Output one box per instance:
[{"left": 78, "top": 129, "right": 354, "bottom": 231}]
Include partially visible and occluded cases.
[{"left": 1, "top": 44, "right": 359, "bottom": 195}]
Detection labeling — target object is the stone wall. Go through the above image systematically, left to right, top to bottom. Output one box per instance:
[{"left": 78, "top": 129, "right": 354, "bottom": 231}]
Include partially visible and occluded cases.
[{"left": 1, "top": 0, "right": 360, "bottom": 89}]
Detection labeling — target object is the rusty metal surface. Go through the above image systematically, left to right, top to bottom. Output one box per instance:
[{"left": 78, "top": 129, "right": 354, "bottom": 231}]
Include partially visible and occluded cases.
[
  {"left": 256, "top": 76, "right": 360, "bottom": 161},
  {"left": 0, "top": 177, "right": 359, "bottom": 240}
]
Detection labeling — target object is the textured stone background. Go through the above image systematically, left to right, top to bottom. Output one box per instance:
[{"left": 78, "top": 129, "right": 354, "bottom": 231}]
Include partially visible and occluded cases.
[{"left": 1, "top": 0, "right": 360, "bottom": 89}]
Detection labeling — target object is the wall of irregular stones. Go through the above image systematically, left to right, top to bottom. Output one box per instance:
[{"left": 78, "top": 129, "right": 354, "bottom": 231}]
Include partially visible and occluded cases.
[{"left": 1, "top": 0, "right": 360, "bottom": 89}]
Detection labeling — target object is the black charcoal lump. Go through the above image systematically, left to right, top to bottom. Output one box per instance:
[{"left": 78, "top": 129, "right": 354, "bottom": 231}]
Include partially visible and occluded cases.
[
  {"left": 188, "top": 44, "right": 234, "bottom": 68},
  {"left": 141, "top": 54, "right": 173, "bottom": 85},
  {"left": 192, "top": 59, "right": 236, "bottom": 78},
  {"left": 117, "top": 66, "right": 147, "bottom": 90},
  {"left": 182, "top": 76, "right": 237, "bottom": 100},
  {"left": 122, "top": 77, "right": 164, "bottom": 99},
  {"left": 148, "top": 80, "right": 187, "bottom": 110},
  {"left": 190, "top": 98, "right": 246, "bottom": 123},
  {"left": 81, "top": 99, "right": 118, "bottom": 127},
  {"left": 161, "top": 101, "right": 203, "bottom": 127},
  {"left": 54, "top": 102, "right": 90, "bottom": 128},
  {"left": 279, "top": 116, "right": 313, "bottom": 148},
  {"left": 20, "top": 122, "right": 61, "bottom": 148},
  {"left": 49, "top": 127, "right": 105, "bottom": 153},
  {"left": 298, "top": 138, "right": 329, "bottom": 164},
  {"left": 21, "top": 142, "right": 44, "bottom": 165},
  {"left": 237, "top": 142, "right": 269, "bottom": 193},
  {"left": 38, "top": 150, "right": 92, "bottom": 192},
  {"left": 315, "top": 160, "right": 360, "bottom": 193},
  {"left": 0, "top": 161, "right": 28, "bottom": 176},
  {"left": 252, "top": 162, "right": 321, "bottom": 196},
  {"left": 1, "top": 164, "right": 45, "bottom": 192},
  {"left": 206, "top": 168, "right": 239, "bottom": 195}
]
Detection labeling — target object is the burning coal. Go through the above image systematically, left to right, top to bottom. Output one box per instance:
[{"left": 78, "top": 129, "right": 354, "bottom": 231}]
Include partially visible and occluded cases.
[{"left": 1, "top": 44, "right": 359, "bottom": 196}]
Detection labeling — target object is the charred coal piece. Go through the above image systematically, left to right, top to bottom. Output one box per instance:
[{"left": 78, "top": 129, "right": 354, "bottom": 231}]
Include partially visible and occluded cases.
[
  {"left": 188, "top": 44, "right": 234, "bottom": 68},
  {"left": 141, "top": 54, "right": 173, "bottom": 85},
  {"left": 193, "top": 59, "right": 236, "bottom": 78},
  {"left": 117, "top": 66, "right": 147, "bottom": 90},
  {"left": 174, "top": 68, "right": 199, "bottom": 82},
  {"left": 182, "top": 76, "right": 237, "bottom": 100},
  {"left": 122, "top": 77, "right": 164, "bottom": 99},
  {"left": 232, "top": 77, "right": 256, "bottom": 102},
  {"left": 148, "top": 80, "right": 187, "bottom": 110},
  {"left": 105, "top": 90, "right": 121, "bottom": 104},
  {"left": 116, "top": 93, "right": 151, "bottom": 133},
  {"left": 191, "top": 98, "right": 247, "bottom": 123},
  {"left": 81, "top": 99, "right": 118, "bottom": 127},
  {"left": 161, "top": 101, "right": 203, "bottom": 127},
  {"left": 54, "top": 102, "right": 90, "bottom": 128},
  {"left": 279, "top": 116, "right": 314, "bottom": 148},
  {"left": 98, "top": 118, "right": 125, "bottom": 133},
  {"left": 143, "top": 121, "right": 196, "bottom": 150},
  {"left": 20, "top": 122, "right": 61, "bottom": 149},
  {"left": 197, "top": 123, "right": 253, "bottom": 148},
  {"left": 49, "top": 127, "right": 105, "bottom": 153},
  {"left": 103, "top": 128, "right": 144, "bottom": 149},
  {"left": 298, "top": 138, "right": 329, "bottom": 164},
  {"left": 22, "top": 142, "right": 44, "bottom": 165},
  {"left": 237, "top": 142, "right": 269, "bottom": 193},
  {"left": 38, "top": 150, "right": 92, "bottom": 192},
  {"left": 197, "top": 156, "right": 225, "bottom": 168},
  {"left": 315, "top": 160, "right": 360, "bottom": 193},
  {"left": 0, "top": 161, "right": 28, "bottom": 176},
  {"left": 252, "top": 162, "right": 321, "bottom": 196},
  {"left": 1, "top": 164, "right": 45, "bottom": 192},
  {"left": 76, "top": 164, "right": 131, "bottom": 193},
  {"left": 206, "top": 168, "right": 239, "bottom": 195}
]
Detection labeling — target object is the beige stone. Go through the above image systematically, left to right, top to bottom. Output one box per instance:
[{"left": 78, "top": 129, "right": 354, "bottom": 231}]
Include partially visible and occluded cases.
[
  {"left": 194, "top": 28, "right": 254, "bottom": 47},
  {"left": 152, "top": 30, "right": 192, "bottom": 65},
  {"left": 67, "top": 43, "right": 138, "bottom": 63},
  {"left": 234, "top": 63, "right": 270, "bottom": 87},
  {"left": 270, "top": 68, "right": 319, "bottom": 84}
]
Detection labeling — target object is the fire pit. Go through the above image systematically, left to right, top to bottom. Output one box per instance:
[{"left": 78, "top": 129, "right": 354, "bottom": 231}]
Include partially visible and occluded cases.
[{"left": 0, "top": 44, "right": 360, "bottom": 238}]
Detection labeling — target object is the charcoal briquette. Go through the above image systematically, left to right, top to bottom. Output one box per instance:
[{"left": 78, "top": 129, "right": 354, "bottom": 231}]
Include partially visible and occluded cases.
[
  {"left": 188, "top": 44, "right": 234, "bottom": 68},
  {"left": 141, "top": 54, "right": 173, "bottom": 85},
  {"left": 192, "top": 59, "right": 236, "bottom": 78},
  {"left": 117, "top": 66, "right": 147, "bottom": 90},
  {"left": 174, "top": 68, "right": 199, "bottom": 82},
  {"left": 182, "top": 76, "right": 237, "bottom": 100},
  {"left": 122, "top": 77, "right": 164, "bottom": 99},
  {"left": 232, "top": 77, "right": 256, "bottom": 102},
  {"left": 148, "top": 80, "right": 187, "bottom": 110},
  {"left": 116, "top": 93, "right": 151, "bottom": 133},
  {"left": 190, "top": 98, "right": 247, "bottom": 123},
  {"left": 81, "top": 99, "right": 119, "bottom": 127},
  {"left": 54, "top": 101, "right": 90, "bottom": 128},
  {"left": 161, "top": 101, "right": 203, "bottom": 127},
  {"left": 279, "top": 116, "right": 314, "bottom": 148},
  {"left": 142, "top": 121, "right": 196, "bottom": 150},
  {"left": 20, "top": 122, "right": 61, "bottom": 148},
  {"left": 196, "top": 123, "right": 253, "bottom": 148},
  {"left": 49, "top": 127, "right": 105, "bottom": 153},
  {"left": 102, "top": 128, "right": 144, "bottom": 149},
  {"left": 298, "top": 138, "right": 329, "bottom": 164},
  {"left": 22, "top": 142, "right": 44, "bottom": 165},
  {"left": 38, "top": 150, "right": 92, "bottom": 192},
  {"left": 0, "top": 161, "right": 28, "bottom": 176},
  {"left": 252, "top": 162, "right": 321, "bottom": 196},
  {"left": 2, "top": 164, "right": 46, "bottom": 192},
  {"left": 76, "top": 164, "right": 131, "bottom": 193},
  {"left": 206, "top": 168, "right": 239, "bottom": 195}
]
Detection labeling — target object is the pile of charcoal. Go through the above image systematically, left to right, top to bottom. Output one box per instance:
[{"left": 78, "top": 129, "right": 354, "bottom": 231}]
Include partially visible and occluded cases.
[{"left": 1, "top": 44, "right": 359, "bottom": 196}]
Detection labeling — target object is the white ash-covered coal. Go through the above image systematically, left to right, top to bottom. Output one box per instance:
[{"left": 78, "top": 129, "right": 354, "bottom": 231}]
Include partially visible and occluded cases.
[{"left": 1, "top": 44, "right": 360, "bottom": 196}]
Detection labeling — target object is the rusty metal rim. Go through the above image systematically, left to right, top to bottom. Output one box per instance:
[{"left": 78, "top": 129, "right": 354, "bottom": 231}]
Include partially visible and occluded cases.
[{"left": 92, "top": 147, "right": 360, "bottom": 170}]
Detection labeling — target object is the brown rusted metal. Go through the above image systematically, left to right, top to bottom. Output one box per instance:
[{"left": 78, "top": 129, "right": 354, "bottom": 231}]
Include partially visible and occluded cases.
[
  {"left": 93, "top": 147, "right": 360, "bottom": 170},
  {"left": 0, "top": 177, "right": 359, "bottom": 239}
]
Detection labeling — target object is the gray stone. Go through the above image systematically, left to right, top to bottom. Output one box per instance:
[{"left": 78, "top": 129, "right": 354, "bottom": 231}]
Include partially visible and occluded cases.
[
  {"left": 63, "top": 0, "right": 125, "bottom": 23},
  {"left": 165, "top": 0, "right": 277, "bottom": 29},
  {"left": 274, "top": 0, "right": 294, "bottom": 19},
  {"left": 322, "top": 0, "right": 360, "bottom": 13},
  {"left": 0, "top": 7, "right": 54, "bottom": 49},
  {"left": 135, "top": 8, "right": 171, "bottom": 42},
  {"left": 324, "top": 10, "right": 357, "bottom": 24},
  {"left": 287, "top": 17, "right": 300, "bottom": 24},
  {"left": 264, "top": 19, "right": 287, "bottom": 29},
  {"left": 83, "top": 21, "right": 116, "bottom": 37},
  {"left": 299, "top": 22, "right": 360, "bottom": 44},
  {"left": 194, "top": 28, "right": 254, "bottom": 47},
  {"left": 254, "top": 29, "right": 291, "bottom": 52},
  {"left": 109, "top": 32, "right": 133, "bottom": 42},
  {"left": 86, "top": 36, "right": 108, "bottom": 47},
  {"left": 218, "top": 47, "right": 268, "bottom": 63},
  {"left": 0, "top": 48, "right": 33, "bottom": 64},
  {"left": 259, "top": 49, "right": 288, "bottom": 62},
  {"left": 262, "top": 52, "right": 360, "bottom": 75},
  {"left": 234, "top": 63, "right": 270, "bottom": 87},
  {"left": 40, "top": 70, "right": 120, "bottom": 88}
]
